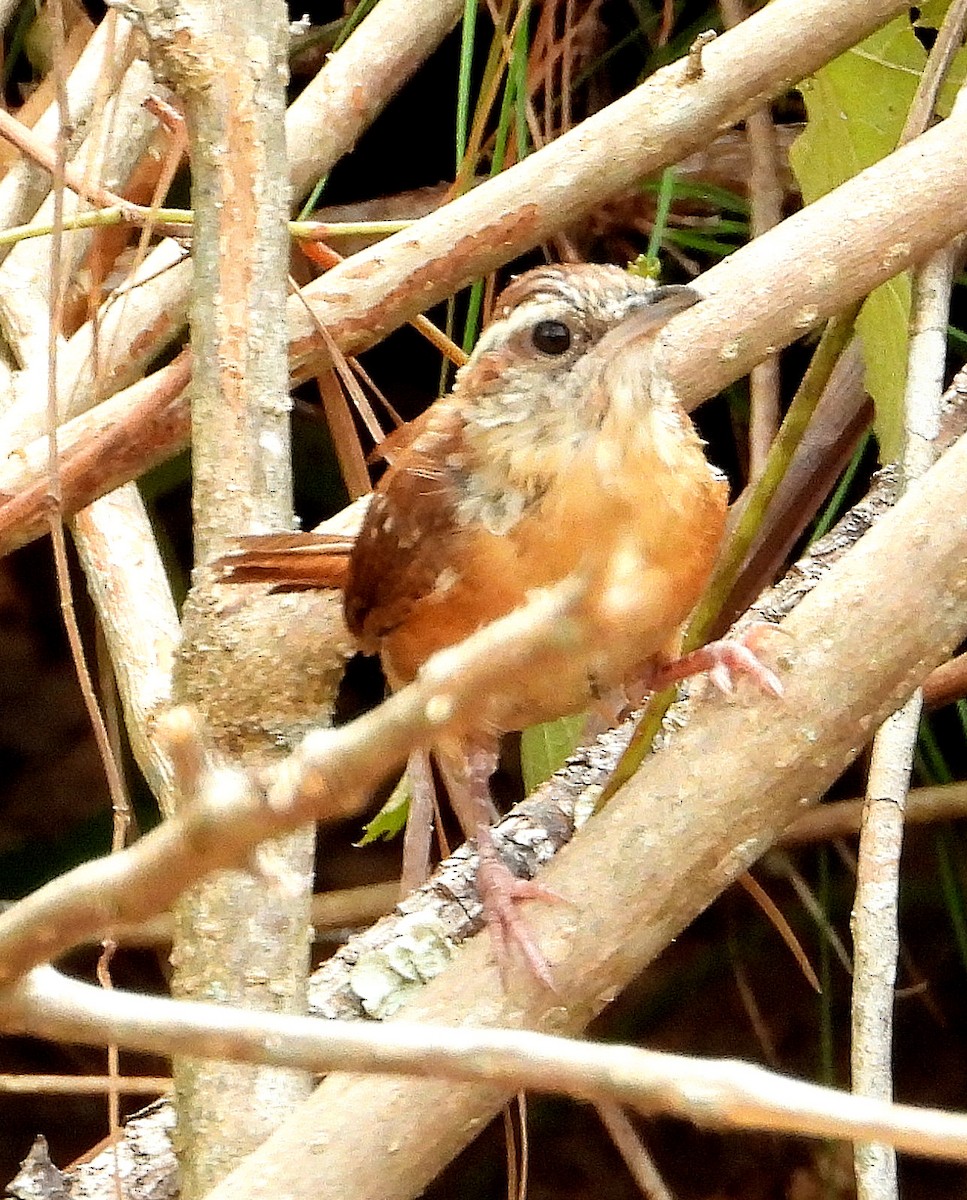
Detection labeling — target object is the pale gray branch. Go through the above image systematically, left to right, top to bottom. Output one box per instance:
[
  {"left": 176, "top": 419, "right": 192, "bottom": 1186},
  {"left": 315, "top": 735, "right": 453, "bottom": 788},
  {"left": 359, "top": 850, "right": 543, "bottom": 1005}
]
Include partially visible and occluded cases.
[
  {"left": 3, "top": 0, "right": 914, "bottom": 456},
  {"left": 131, "top": 0, "right": 310, "bottom": 1190},
  {"left": 288, "top": 0, "right": 915, "bottom": 372},
  {"left": 850, "top": 73, "right": 964, "bottom": 1190},
  {"left": 294, "top": 90, "right": 967, "bottom": 415},
  {"left": 1, "top": 419, "right": 965, "bottom": 1198},
  {"left": 194, "top": 422, "right": 967, "bottom": 1200},
  {"left": 72, "top": 485, "right": 181, "bottom": 816},
  {"left": 3, "top": 966, "right": 967, "bottom": 1168}
]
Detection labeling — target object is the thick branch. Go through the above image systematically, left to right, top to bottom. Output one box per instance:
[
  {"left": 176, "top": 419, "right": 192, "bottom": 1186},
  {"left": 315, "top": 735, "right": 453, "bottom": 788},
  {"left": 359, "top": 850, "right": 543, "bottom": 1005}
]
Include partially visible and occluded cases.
[
  {"left": 0, "top": 0, "right": 913, "bottom": 463},
  {"left": 134, "top": 0, "right": 311, "bottom": 1192},
  {"left": 288, "top": 0, "right": 913, "bottom": 370},
  {"left": 292, "top": 90, "right": 967, "bottom": 405},
  {"left": 5, "top": 99, "right": 967, "bottom": 557},
  {"left": 0, "top": 355, "right": 191, "bottom": 557},
  {"left": 0, "top": 420, "right": 965, "bottom": 1194},
  {"left": 197, "top": 425, "right": 967, "bottom": 1200},
  {"left": 3, "top": 967, "right": 967, "bottom": 1166}
]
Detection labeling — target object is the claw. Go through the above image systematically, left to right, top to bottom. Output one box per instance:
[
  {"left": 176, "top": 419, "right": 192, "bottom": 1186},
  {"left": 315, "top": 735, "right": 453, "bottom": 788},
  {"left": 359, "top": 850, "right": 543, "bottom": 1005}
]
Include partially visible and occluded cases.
[
  {"left": 652, "top": 623, "right": 785, "bottom": 698},
  {"left": 704, "top": 638, "right": 784, "bottom": 697},
  {"left": 434, "top": 740, "right": 568, "bottom": 989},
  {"left": 476, "top": 826, "right": 567, "bottom": 990}
]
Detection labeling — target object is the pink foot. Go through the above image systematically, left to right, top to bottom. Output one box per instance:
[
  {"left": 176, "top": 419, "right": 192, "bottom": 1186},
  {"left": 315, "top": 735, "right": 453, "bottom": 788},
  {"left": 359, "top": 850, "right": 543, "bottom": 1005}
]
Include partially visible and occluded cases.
[
  {"left": 653, "top": 624, "right": 784, "bottom": 698},
  {"left": 476, "top": 838, "right": 565, "bottom": 991}
]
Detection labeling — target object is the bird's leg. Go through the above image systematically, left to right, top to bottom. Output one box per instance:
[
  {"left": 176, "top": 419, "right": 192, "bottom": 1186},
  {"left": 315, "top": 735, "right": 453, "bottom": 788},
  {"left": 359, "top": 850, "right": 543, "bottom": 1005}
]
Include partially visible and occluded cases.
[
  {"left": 651, "top": 624, "right": 784, "bottom": 698},
  {"left": 436, "top": 740, "right": 563, "bottom": 989},
  {"left": 400, "top": 749, "right": 438, "bottom": 897},
  {"left": 475, "top": 821, "right": 563, "bottom": 990}
]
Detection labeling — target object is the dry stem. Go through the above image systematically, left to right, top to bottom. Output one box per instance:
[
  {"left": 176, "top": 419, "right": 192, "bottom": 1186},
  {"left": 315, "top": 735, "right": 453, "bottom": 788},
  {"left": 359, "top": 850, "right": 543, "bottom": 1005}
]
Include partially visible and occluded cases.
[{"left": 2, "top": 966, "right": 967, "bottom": 1166}]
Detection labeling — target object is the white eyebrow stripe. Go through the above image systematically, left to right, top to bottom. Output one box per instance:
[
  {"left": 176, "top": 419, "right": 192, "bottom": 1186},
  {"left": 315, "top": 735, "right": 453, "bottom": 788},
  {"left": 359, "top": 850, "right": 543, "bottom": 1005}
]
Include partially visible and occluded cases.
[{"left": 471, "top": 297, "right": 581, "bottom": 358}]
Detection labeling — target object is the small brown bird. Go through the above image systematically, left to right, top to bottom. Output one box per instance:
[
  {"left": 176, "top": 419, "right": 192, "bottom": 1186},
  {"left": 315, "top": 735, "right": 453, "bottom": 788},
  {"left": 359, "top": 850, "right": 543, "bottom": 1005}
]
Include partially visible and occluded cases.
[{"left": 225, "top": 264, "right": 780, "bottom": 985}]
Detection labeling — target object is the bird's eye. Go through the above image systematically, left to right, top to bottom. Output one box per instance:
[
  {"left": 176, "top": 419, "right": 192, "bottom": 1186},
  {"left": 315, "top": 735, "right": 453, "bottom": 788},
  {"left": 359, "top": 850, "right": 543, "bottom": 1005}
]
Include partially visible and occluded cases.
[{"left": 531, "top": 319, "right": 572, "bottom": 356}]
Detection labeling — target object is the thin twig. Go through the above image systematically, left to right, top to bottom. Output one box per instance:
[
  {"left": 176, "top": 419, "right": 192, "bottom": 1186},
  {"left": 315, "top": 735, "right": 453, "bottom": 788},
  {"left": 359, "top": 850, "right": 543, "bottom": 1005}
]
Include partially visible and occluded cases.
[
  {"left": 42, "top": 0, "right": 128, "bottom": 825},
  {"left": 719, "top": 0, "right": 783, "bottom": 480},
  {"left": 779, "top": 783, "right": 967, "bottom": 846},
  {"left": 5, "top": 966, "right": 967, "bottom": 1166},
  {"left": 0, "top": 1073, "right": 171, "bottom": 1095},
  {"left": 596, "top": 1103, "right": 674, "bottom": 1200}
]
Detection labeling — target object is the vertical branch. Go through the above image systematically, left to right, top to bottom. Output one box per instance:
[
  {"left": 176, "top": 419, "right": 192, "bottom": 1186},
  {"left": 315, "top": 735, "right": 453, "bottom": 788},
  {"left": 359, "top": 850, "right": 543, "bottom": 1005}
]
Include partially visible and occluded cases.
[
  {"left": 719, "top": 0, "right": 783, "bottom": 480},
  {"left": 130, "top": 3, "right": 333, "bottom": 1197},
  {"left": 850, "top": 21, "right": 967, "bottom": 1194},
  {"left": 178, "top": 23, "right": 292, "bottom": 561},
  {"left": 851, "top": 241, "right": 958, "bottom": 1200}
]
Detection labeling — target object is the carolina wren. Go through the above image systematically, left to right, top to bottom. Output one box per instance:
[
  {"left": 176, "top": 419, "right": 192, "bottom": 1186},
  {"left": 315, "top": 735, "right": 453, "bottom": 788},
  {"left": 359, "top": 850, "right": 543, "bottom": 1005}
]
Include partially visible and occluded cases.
[{"left": 225, "top": 264, "right": 780, "bottom": 985}]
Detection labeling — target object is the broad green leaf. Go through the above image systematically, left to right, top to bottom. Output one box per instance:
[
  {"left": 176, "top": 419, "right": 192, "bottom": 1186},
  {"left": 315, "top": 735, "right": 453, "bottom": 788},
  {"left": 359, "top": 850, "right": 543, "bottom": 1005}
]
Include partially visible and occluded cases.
[
  {"left": 790, "top": 15, "right": 924, "bottom": 461},
  {"left": 791, "top": 18, "right": 924, "bottom": 202},
  {"left": 855, "top": 274, "right": 912, "bottom": 460},
  {"left": 520, "top": 714, "right": 586, "bottom": 794},
  {"left": 357, "top": 773, "right": 410, "bottom": 845}
]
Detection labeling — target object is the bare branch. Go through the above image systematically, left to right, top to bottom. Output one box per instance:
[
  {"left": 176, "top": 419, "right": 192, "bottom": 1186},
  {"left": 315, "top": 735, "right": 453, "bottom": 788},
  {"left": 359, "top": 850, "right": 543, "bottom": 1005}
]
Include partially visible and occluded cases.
[
  {"left": 0, "top": 0, "right": 915, "bottom": 459},
  {"left": 128, "top": 0, "right": 313, "bottom": 1189},
  {"left": 288, "top": 0, "right": 917, "bottom": 371},
  {"left": 0, "top": 12, "right": 140, "bottom": 250},
  {"left": 851, "top": 39, "right": 967, "bottom": 1182},
  {"left": 293, "top": 93, "right": 967, "bottom": 406},
  {"left": 6, "top": 95, "right": 967, "bottom": 558},
  {"left": 0, "top": 354, "right": 191, "bottom": 557},
  {"left": 0, "top": 412, "right": 966, "bottom": 1193},
  {"left": 193, "top": 420, "right": 967, "bottom": 1200},
  {"left": 72, "top": 484, "right": 182, "bottom": 816},
  {"left": 0, "top": 582, "right": 586, "bottom": 985},
  {"left": 3, "top": 966, "right": 967, "bottom": 1167}
]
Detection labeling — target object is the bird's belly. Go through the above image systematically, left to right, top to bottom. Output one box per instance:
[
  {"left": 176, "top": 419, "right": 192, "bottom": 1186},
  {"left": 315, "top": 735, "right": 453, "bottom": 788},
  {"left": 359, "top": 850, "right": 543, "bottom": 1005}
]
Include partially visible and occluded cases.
[{"left": 381, "top": 463, "right": 727, "bottom": 732}]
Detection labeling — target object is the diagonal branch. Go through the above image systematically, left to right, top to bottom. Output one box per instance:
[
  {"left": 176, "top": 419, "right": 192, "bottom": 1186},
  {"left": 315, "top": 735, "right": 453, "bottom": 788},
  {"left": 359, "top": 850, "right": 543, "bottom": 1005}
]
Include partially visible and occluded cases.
[
  {"left": 0, "top": 0, "right": 916, "bottom": 461},
  {"left": 287, "top": 0, "right": 915, "bottom": 371},
  {"left": 4, "top": 96, "right": 967, "bottom": 560},
  {"left": 0, "top": 419, "right": 965, "bottom": 1194},
  {"left": 195, "top": 423, "right": 967, "bottom": 1200}
]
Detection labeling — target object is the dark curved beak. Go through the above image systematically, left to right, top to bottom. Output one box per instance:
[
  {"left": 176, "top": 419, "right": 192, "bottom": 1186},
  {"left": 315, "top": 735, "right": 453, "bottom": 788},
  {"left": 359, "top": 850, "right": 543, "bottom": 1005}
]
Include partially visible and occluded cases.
[
  {"left": 637, "top": 283, "right": 702, "bottom": 318},
  {"left": 601, "top": 284, "right": 701, "bottom": 357}
]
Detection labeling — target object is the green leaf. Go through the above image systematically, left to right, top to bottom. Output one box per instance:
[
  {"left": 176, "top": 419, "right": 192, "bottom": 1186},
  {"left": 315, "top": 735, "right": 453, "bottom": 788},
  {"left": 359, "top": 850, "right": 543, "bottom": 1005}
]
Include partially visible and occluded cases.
[
  {"left": 914, "top": 1, "right": 952, "bottom": 29},
  {"left": 790, "top": 15, "right": 924, "bottom": 462},
  {"left": 791, "top": 19, "right": 924, "bottom": 204},
  {"left": 934, "top": 46, "right": 967, "bottom": 118},
  {"left": 855, "top": 273, "right": 912, "bottom": 460},
  {"left": 520, "top": 714, "right": 586, "bottom": 794},
  {"left": 357, "top": 773, "right": 410, "bottom": 845}
]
